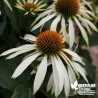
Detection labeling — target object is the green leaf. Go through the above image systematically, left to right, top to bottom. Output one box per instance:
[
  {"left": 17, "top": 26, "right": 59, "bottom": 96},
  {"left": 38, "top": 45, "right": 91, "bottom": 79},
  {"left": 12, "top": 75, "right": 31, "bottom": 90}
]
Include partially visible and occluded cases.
[
  {"left": 3, "top": 1, "right": 18, "bottom": 31},
  {"left": 0, "top": 22, "right": 6, "bottom": 36},
  {"left": 89, "top": 33, "right": 98, "bottom": 46},
  {"left": 78, "top": 49, "right": 95, "bottom": 81},
  {"left": 0, "top": 57, "right": 30, "bottom": 91},
  {"left": 84, "top": 59, "right": 95, "bottom": 81},
  {"left": 12, "top": 82, "right": 35, "bottom": 98},
  {"left": 2, "top": 88, "right": 12, "bottom": 98}
]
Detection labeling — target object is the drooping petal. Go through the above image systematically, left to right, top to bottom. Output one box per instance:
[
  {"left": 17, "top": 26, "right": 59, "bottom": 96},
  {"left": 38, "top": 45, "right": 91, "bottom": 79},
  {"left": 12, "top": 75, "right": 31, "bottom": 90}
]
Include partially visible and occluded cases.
[
  {"left": 82, "top": 1, "right": 93, "bottom": 12},
  {"left": 80, "top": 9, "right": 95, "bottom": 18},
  {"left": 79, "top": 10, "right": 92, "bottom": 20},
  {"left": 50, "top": 15, "right": 61, "bottom": 31},
  {"left": 78, "top": 15, "right": 97, "bottom": 32},
  {"left": 61, "top": 17, "right": 69, "bottom": 43},
  {"left": 74, "top": 17, "right": 89, "bottom": 46},
  {"left": 68, "top": 18, "right": 75, "bottom": 48},
  {"left": 83, "top": 18, "right": 98, "bottom": 32},
  {"left": 63, "top": 49, "right": 84, "bottom": 64},
  {"left": 12, "top": 52, "right": 41, "bottom": 78},
  {"left": 60, "top": 52, "right": 77, "bottom": 79},
  {"left": 33, "top": 55, "right": 47, "bottom": 94},
  {"left": 56, "top": 55, "right": 70, "bottom": 97},
  {"left": 51, "top": 56, "right": 61, "bottom": 97},
  {"left": 54, "top": 56, "right": 64, "bottom": 94},
  {"left": 73, "top": 62, "right": 88, "bottom": 82},
  {"left": 67, "top": 65, "right": 76, "bottom": 84},
  {"left": 47, "top": 74, "right": 53, "bottom": 92},
  {"left": 51, "top": 81, "right": 55, "bottom": 94}
]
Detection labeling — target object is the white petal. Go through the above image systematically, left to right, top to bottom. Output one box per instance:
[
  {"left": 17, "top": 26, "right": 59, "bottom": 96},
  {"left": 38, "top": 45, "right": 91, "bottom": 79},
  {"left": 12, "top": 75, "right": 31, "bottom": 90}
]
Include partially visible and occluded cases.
[
  {"left": 4, "top": 0, "right": 12, "bottom": 11},
  {"left": 17, "top": 0, "right": 22, "bottom": 6},
  {"left": 28, "top": 0, "right": 32, "bottom": 3},
  {"left": 29, "top": 0, "right": 34, "bottom": 3},
  {"left": 37, "top": 0, "right": 44, "bottom": 6},
  {"left": 82, "top": 1, "right": 93, "bottom": 12},
  {"left": 15, "top": 4, "right": 25, "bottom": 10},
  {"left": 35, "top": 4, "right": 46, "bottom": 10},
  {"left": 46, "top": 4, "right": 54, "bottom": 9},
  {"left": 31, "top": 9, "right": 53, "bottom": 26},
  {"left": 80, "top": 9, "right": 95, "bottom": 18},
  {"left": 79, "top": 10, "right": 92, "bottom": 20},
  {"left": 84, "top": 10, "right": 95, "bottom": 18},
  {"left": 24, "top": 12, "right": 29, "bottom": 15},
  {"left": 31, "top": 13, "right": 57, "bottom": 31},
  {"left": 50, "top": 15, "right": 61, "bottom": 31},
  {"left": 77, "top": 15, "right": 91, "bottom": 35},
  {"left": 78, "top": 15, "right": 97, "bottom": 32},
  {"left": 61, "top": 17, "right": 69, "bottom": 43},
  {"left": 74, "top": 17, "right": 89, "bottom": 46},
  {"left": 68, "top": 18, "right": 75, "bottom": 48},
  {"left": 83, "top": 18, "right": 97, "bottom": 32},
  {"left": 84, "top": 23, "right": 92, "bottom": 35},
  {"left": 23, "top": 34, "right": 36, "bottom": 42},
  {"left": 0, "top": 44, "right": 35, "bottom": 56},
  {"left": 6, "top": 48, "right": 35, "bottom": 59},
  {"left": 63, "top": 49, "right": 84, "bottom": 64},
  {"left": 22, "top": 51, "right": 38, "bottom": 60},
  {"left": 61, "top": 51, "right": 80, "bottom": 79},
  {"left": 12, "top": 52, "right": 41, "bottom": 78},
  {"left": 60, "top": 52, "right": 77, "bottom": 80},
  {"left": 33, "top": 55, "right": 47, "bottom": 94},
  {"left": 51, "top": 56, "right": 61, "bottom": 97},
  {"left": 54, "top": 56, "right": 64, "bottom": 94},
  {"left": 56, "top": 56, "right": 70, "bottom": 97},
  {"left": 73, "top": 62, "right": 88, "bottom": 82},
  {"left": 31, "top": 64, "right": 39, "bottom": 75},
  {"left": 67, "top": 65, "right": 76, "bottom": 84},
  {"left": 31, "top": 70, "right": 36, "bottom": 74},
  {"left": 47, "top": 74, "right": 53, "bottom": 92},
  {"left": 51, "top": 81, "right": 55, "bottom": 94}
]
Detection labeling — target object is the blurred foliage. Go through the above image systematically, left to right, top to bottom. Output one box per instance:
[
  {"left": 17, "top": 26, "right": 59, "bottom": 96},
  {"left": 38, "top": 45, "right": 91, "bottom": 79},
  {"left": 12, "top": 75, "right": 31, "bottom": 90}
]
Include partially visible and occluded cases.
[{"left": 0, "top": 0, "right": 98, "bottom": 98}]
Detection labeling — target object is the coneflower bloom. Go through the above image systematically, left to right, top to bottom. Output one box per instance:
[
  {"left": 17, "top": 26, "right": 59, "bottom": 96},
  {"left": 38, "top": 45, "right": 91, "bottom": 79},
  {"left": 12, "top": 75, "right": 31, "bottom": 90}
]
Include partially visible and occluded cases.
[
  {"left": 15, "top": 0, "right": 47, "bottom": 15},
  {"left": 31, "top": 0, "right": 97, "bottom": 48},
  {"left": 0, "top": 30, "right": 88, "bottom": 97}
]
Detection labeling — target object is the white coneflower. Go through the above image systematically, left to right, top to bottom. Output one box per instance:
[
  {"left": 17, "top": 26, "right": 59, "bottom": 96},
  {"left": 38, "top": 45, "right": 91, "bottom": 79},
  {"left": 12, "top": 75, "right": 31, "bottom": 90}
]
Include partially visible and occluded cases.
[
  {"left": 15, "top": 0, "right": 47, "bottom": 15},
  {"left": 31, "top": 0, "right": 97, "bottom": 48},
  {"left": 0, "top": 30, "right": 88, "bottom": 97}
]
